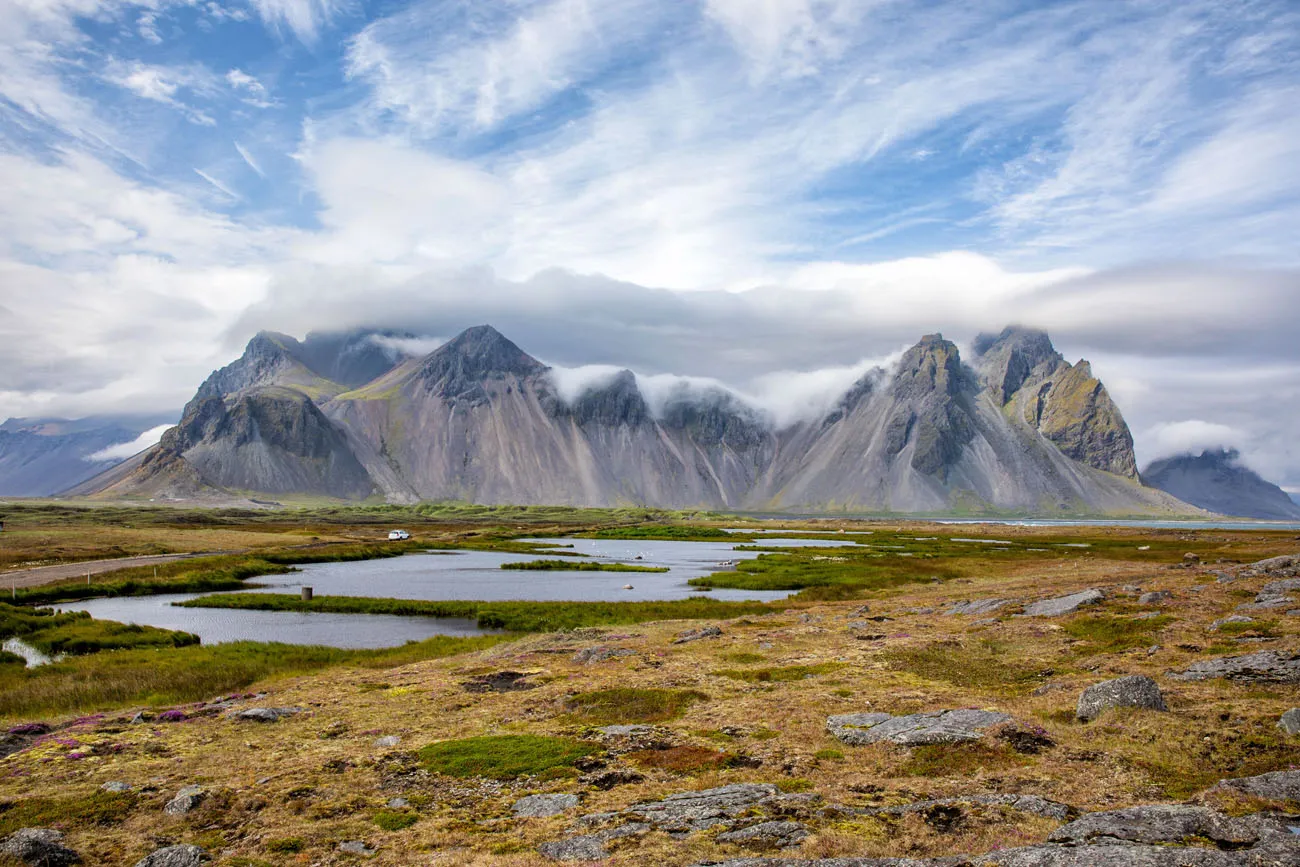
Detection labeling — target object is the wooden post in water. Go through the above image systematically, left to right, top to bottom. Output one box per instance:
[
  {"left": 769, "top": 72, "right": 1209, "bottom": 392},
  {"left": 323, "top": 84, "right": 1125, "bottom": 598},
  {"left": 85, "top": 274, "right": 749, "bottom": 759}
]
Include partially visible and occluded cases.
[{"left": 301, "top": 586, "right": 313, "bottom": 602}]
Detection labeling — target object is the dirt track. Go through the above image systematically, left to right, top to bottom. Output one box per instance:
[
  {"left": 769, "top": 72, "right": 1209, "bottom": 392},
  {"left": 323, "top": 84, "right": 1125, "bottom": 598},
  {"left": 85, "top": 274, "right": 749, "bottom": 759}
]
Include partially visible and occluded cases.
[{"left": 0, "top": 553, "right": 204, "bottom": 591}]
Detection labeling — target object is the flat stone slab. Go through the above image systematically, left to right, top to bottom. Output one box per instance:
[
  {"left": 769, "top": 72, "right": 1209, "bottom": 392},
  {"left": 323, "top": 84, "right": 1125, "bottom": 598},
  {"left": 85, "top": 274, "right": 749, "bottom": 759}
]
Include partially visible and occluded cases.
[
  {"left": 1020, "top": 589, "right": 1104, "bottom": 617},
  {"left": 944, "top": 599, "right": 1011, "bottom": 616},
  {"left": 1169, "top": 651, "right": 1300, "bottom": 683},
  {"left": 1076, "top": 675, "right": 1167, "bottom": 722},
  {"left": 227, "top": 707, "right": 302, "bottom": 722},
  {"left": 826, "top": 709, "right": 1014, "bottom": 746},
  {"left": 1216, "top": 769, "right": 1300, "bottom": 803},
  {"left": 627, "top": 783, "right": 778, "bottom": 832},
  {"left": 514, "top": 793, "right": 581, "bottom": 818},
  {"left": 1048, "top": 804, "right": 1289, "bottom": 848},
  {"left": 715, "top": 820, "right": 810, "bottom": 849},
  {"left": 538, "top": 835, "right": 608, "bottom": 861},
  {"left": 134, "top": 844, "right": 207, "bottom": 867}
]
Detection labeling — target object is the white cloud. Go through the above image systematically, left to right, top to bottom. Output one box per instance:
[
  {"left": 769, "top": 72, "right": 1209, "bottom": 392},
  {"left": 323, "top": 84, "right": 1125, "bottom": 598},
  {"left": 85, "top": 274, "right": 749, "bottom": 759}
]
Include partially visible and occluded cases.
[
  {"left": 248, "top": 0, "right": 348, "bottom": 43},
  {"left": 233, "top": 141, "right": 265, "bottom": 177},
  {"left": 366, "top": 334, "right": 445, "bottom": 358},
  {"left": 1144, "top": 420, "right": 1248, "bottom": 460},
  {"left": 85, "top": 423, "right": 172, "bottom": 461}
]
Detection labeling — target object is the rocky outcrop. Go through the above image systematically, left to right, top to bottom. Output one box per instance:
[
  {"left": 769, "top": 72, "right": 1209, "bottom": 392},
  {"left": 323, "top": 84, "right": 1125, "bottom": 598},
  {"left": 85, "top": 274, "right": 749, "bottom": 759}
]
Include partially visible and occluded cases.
[
  {"left": 1143, "top": 449, "right": 1300, "bottom": 520},
  {"left": 1020, "top": 589, "right": 1104, "bottom": 617},
  {"left": 1170, "top": 651, "right": 1300, "bottom": 684},
  {"left": 826, "top": 709, "right": 1014, "bottom": 746},
  {"left": 0, "top": 828, "right": 80, "bottom": 866},
  {"left": 133, "top": 845, "right": 207, "bottom": 867}
]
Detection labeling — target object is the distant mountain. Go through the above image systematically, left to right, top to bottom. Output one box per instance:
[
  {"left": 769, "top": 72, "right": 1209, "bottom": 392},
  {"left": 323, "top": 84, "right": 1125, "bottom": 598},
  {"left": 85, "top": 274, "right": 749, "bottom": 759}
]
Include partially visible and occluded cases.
[
  {"left": 83, "top": 324, "right": 1199, "bottom": 515},
  {"left": 0, "top": 415, "right": 174, "bottom": 496},
  {"left": 1142, "top": 449, "right": 1300, "bottom": 520}
]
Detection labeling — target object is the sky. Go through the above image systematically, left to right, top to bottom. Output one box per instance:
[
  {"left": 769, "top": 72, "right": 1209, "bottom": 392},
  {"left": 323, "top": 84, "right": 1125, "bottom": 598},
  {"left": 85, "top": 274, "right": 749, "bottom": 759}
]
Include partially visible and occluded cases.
[{"left": 0, "top": 0, "right": 1297, "bottom": 488}]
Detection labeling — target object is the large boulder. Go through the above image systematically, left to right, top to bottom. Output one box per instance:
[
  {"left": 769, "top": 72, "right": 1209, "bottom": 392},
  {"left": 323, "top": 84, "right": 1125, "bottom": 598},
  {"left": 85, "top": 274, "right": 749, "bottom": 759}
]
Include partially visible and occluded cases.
[
  {"left": 1020, "top": 589, "right": 1104, "bottom": 617},
  {"left": 1076, "top": 675, "right": 1167, "bottom": 722},
  {"left": 1279, "top": 708, "right": 1300, "bottom": 736},
  {"left": 826, "top": 709, "right": 1014, "bottom": 746},
  {"left": 1215, "top": 769, "right": 1300, "bottom": 803},
  {"left": 627, "top": 783, "right": 778, "bottom": 833},
  {"left": 162, "top": 785, "right": 205, "bottom": 816},
  {"left": 513, "top": 793, "right": 580, "bottom": 818},
  {"left": 0, "top": 828, "right": 80, "bottom": 866}
]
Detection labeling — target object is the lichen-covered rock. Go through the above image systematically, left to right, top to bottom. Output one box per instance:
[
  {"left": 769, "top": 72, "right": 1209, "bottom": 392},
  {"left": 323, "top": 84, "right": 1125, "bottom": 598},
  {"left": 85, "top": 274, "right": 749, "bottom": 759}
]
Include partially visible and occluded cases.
[
  {"left": 1020, "top": 589, "right": 1104, "bottom": 617},
  {"left": 1137, "top": 591, "right": 1171, "bottom": 605},
  {"left": 944, "top": 599, "right": 1011, "bottom": 616},
  {"left": 1209, "top": 615, "right": 1253, "bottom": 631},
  {"left": 673, "top": 625, "right": 722, "bottom": 644},
  {"left": 572, "top": 646, "right": 637, "bottom": 664},
  {"left": 1170, "top": 651, "right": 1300, "bottom": 683},
  {"left": 1076, "top": 675, "right": 1167, "bottom": 722},
  {"left": 228, "top": 706, "right": 302, "bottom": 722},
  {"left": 1279, "top": 708, "right": 1300, "bottom": 736},
  {"left": 826, "top": 709, "right": 1014, "bottom": 746},
  {"left": 1216, "top": 769, "right": 1300, "bottom": 803},
  {"left": 99, "top": 781, "right": 132, "bottom": 793},
  {"left": 627, "top": 783, "right": 778, "bottom": 832},
  {"left": 163, "top": 785, "right": 204, "bottom": 816},
  {"left": 514, "top": 793, "right": 581, "bottom": 818},
  {"left": 856, "top": 794, "right": 1074, "bottom": 822},
  {"left": 1048, "top": 804, "right": 1287, "bottom": 847},
  {"left": 715, "top": 821, "right": 810, "bottom": 849},
  {"left": 0, "top": 828, "right": 80, "bottom": 866},
  {"left": 538, "top": 835, "right": 607, "bottom": 861},
  {"left": 133, "top": 844, "right": 207, "bottom": 867}
]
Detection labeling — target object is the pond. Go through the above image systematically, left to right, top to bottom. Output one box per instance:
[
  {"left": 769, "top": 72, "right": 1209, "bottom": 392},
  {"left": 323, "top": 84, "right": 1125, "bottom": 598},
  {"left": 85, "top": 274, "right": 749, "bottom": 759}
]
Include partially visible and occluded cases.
[{"left": 54, "top": 537, "right": 811, "bottom": 649}]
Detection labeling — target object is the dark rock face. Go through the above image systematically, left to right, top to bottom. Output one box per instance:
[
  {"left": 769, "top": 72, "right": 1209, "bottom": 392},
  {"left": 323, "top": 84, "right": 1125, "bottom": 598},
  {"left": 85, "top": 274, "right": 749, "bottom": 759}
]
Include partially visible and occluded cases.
[
  {"left": 416, "top": 325, "right": 546, "bottom": 403},
  {"left": 884, "top": 335, "right": 977, "bottom": 478},
  {"left": 569, "top": 370, "right": 650, "bottom": 427},
  {"left": 1143, "top": 449, "right": 1300, "bottom": 520},
  {"left": 1076, "top": 675, "right": 1167, "bottom": 722},
  {"left": 0, "top": 828, "right": 80, "bottom": 866}
]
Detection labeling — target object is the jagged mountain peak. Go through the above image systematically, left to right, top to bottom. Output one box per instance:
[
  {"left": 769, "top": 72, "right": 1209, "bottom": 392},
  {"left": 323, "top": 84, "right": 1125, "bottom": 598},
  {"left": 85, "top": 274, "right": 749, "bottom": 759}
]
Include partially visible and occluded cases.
[
  {"left": 415, "top": 325, "right": 546, "bottom": 401},
  {"left": 973, "top": 325, "right": 1064, "bottom": 404},
  {"left": 891, "top": 333, "right": 972, "bottom": 400},
  {"left": 570, "top": 369, "right": 650, "bottom": 427}
]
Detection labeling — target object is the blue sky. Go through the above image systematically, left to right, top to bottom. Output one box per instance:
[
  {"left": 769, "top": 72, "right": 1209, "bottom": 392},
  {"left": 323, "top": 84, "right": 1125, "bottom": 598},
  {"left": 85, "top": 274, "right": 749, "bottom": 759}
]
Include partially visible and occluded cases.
[{"left": 1, "top": 0, "right": 1299, "bottom": 486}]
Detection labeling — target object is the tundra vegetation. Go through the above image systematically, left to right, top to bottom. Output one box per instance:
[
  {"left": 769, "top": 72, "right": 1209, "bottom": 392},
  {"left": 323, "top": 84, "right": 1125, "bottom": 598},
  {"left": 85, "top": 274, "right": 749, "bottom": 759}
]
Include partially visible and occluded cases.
[{"left": 0, "top": 502, "right": 1297, "bottom": 865}]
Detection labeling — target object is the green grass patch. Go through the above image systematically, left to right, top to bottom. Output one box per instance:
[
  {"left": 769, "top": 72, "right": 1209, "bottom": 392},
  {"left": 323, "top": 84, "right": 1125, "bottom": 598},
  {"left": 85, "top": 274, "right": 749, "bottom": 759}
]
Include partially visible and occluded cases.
[
  {"left": 501, "top": 559, "right": 668, "bottom": 573},
  {"left": 180, "top": 593, "right": 776, "bottom": 633},
  {"left": 0, "top": 602, "right": 198, "bottom": 655},
  {"left": 1063, "top": 614, "right": 1173, "bottom": 655},
  {"left": 1216, "top": 619, "right": 1278, "bottom": 637},
  {"left": 0, "top": 634, "right": 509, "bottom": 720},
  {"left": 883, "top": 639, "right": 1044, "bottom": 695},
  {"left": 720, "top": 652, "right": 767, "bottom": 664},
  {"left": 711, "top": 662, "right": 844, "bottom": 683},
  {"left": 565, "top": 688, "right": 707, "bottom": 724},
  {"left": 418, "top": 735, "right": 597, "bottom": 780},
  {"left": 896, "top": 742, "right": 1029, "bottom": 777},
  {"left": 813, "top": 748, "right": 845, "bottom": 762},
  {"left": 0, "top": 791, "right": 136, "bottom": 835},
  {"left": 373, "top": 810, "right": 418, "bottom": 831},
  {"left": 264, "top": 838, "right": 306, "bottom": 853}
]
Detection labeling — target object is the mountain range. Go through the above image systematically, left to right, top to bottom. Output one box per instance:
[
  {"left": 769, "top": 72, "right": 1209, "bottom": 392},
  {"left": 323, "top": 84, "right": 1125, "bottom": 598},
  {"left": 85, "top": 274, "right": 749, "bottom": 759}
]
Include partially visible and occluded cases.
[
  {"left": 69, "top": 324, "right": 1209, "bottom": 516},
  {"left": 0, "top": 415, "right": 174, "bottom": 497},
  {"left": 1142, "top": 448, "right": 1300, "bottom": 521}
]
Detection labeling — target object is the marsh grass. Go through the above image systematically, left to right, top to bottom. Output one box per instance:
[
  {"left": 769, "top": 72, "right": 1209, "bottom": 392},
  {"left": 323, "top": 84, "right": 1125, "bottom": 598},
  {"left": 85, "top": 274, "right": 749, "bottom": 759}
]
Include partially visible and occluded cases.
[
  {"left": 588, "top": 525, "right": 737, "bottom": 540},
  {"left": 180, "top": 593, "right": 776, "bottom": 633},
  {"left": 0, "top": 603, "right": 197, "bottom": 655},
  {"left": 1062, "top": 614, "right": 1173, "bottom": 655},
  {"left": 0, "top": 634, "right": 508, "bottom": 720},
  {"left": 883, "top": 640, "right": 1044, "bottom": 695},
  {"left": 564, "top": 688, "right": 707, "bottom": 724},
  {"left": 418, "top": 735, "right": 597, "bottom": 779},
  {"left": 0, "top": 791, "right": 136, "bottom": 835}
]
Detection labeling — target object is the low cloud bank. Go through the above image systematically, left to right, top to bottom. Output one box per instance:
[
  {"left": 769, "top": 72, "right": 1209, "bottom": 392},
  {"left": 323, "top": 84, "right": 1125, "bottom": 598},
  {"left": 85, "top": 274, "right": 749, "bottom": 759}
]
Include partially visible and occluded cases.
[{"left": 85, "top": 424, "right": 172, "bottom": 462}]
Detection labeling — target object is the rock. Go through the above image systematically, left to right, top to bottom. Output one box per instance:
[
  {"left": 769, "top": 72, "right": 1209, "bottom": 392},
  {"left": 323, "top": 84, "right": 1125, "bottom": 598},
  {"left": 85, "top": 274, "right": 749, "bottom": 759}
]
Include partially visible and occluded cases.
[
  {"left": 1183, "top": 552, "right": 1200, "bottom": 565},
  {"left": 1261, "top": 577, "right": 1300, "bottom": 595},
  {"left": 1020, "top": 589, "right": 1104, "bottom": 617},
  {"left": 1137, "top": 591, "right": 1171, "bottom": 605},
  {"left": 1237, "top": 594, "right": 1295, "bottom": 611},
  {"left": 944, "top": 599, "right": 1010, "bottom": 616},
  {"left": 1209, "top": 615, "right": 1253, "bottom": 631},
  {"left": 673, "top": 625, "right": 722, "bottom": 644},
  {"left": 572, "top": 646, "right": 637, "bottom": 664},
  {"left": 1169, "top": 651, "right": 1300, "bottom": 683},
  {"left": 461, "top": 671, "right": 538, "bottom": 693},
  {"left": 1076, "top": 675, "right": 1167, "bottom": 722},
  {"left": 229, "top": 707, "right": 302, "bottom": 722},
  {"left": 1279, "top": 708, "right": 1300, "bottom": 735},
  {"left": 826, "top": 709, "right": 1014, "bottom": 746},
  {"left": 373, "top": 735, "right": 400, "bottom": 748},
  {"left": 1217, "top": 769, "right": 1300, "bottom": 803},
  {"left": 99, "top": 781, "right": 132, "bottom": 793},
  {"left": 628, "top": 783, "right": 778, "bottom": 832},
  {"left": 163, "top": 785, "right": 205, "bottom": 816},
  {"left": 514, "top": 793, "right": 581, "bottom": 818},
  {"left": 857, "top": 794, "right": 1074, "bottom": 822},
  {"left": 386, "top": 797, "right": 409, "bottom": 809},
  {"left": 1048, "top": 804, "right": 1287, "bottom": 848},
  {"left": 715, "top": 821, "right": 810, "bottom": 849},
  {"left": 0, "top": 828, "right": 80, "bottom": 866},
  {"left": 538, "top": 836, "right": 607, "bottom": 861},
  {"left": 337, "top": 840, "right": 375, "bottom": 856},
  {"left": 133, "top": 844, "right": 207, "bottom": 867}
]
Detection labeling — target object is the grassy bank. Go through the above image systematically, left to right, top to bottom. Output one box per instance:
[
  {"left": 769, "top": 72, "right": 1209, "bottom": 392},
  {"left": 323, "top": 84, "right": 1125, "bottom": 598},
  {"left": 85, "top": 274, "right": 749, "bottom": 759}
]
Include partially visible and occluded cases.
[
  {"left": 588, "top": 525, "right": 742, "bottom": 541},
  {"left": 500, "top": 559, "right": 669, "bottom": 573},
  {"left": 179, "top": 593, "right": 778, "bottom": 632},
  {"left": 0, "top": 603, "right": 198, "bottom": 655},
  {"left": 0, "top": 633, "right": 509, "bottom": 720}
]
